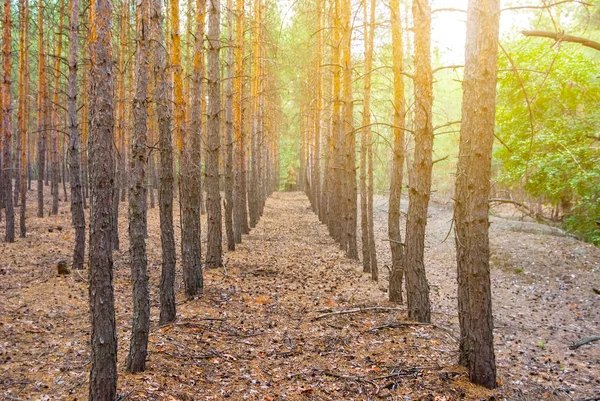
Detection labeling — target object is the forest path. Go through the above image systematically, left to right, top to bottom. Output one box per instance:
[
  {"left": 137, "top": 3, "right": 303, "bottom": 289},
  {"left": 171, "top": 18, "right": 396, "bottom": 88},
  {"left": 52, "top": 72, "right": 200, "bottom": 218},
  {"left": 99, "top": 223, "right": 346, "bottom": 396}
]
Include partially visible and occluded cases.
[{"left": 1, "top": 190, "right": 481, "bottom": 401}]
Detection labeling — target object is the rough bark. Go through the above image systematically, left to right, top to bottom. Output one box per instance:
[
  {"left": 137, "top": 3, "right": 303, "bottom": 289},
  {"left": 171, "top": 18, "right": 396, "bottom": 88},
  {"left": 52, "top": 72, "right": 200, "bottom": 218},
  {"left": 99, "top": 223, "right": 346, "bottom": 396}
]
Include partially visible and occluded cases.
[
  {"left": 2, "top": 0, "right": 14, "bottom": 243},
  {"left": 18, "top": 0, "right": 29, "bottom": 238},
  {"left": 37, "top": 0, "right": 46, "bottom": 218},
  {"left": 51, "top": 0, "right": 66, "bottom": 216},
  {"left": 68, "top": 0, "right": 85, "bottom": 270},
  {"left": 88, "top": 0, "right": 118, "bottom": 398},
  {"left": 127, "top": 0, "right": 150, "bottom": 373},
  {"left": 150, "top": 0, "right": 176, "bottom": 324},
  {"left": 206, "top": 0, "right": 223, "bottom": 268},
  {"left": 224, "top": 0, "right": 235, "bottom": 251},
  {"left": 232, "top": 0, "right": 245, "bottom": 243},
  {"left": 388, "top": 0, "right": 406, "bottom": 303},
  {"left": 404, "top": 0, "right": 433, "bottom": 323},
  {"left": 454, "top": 0, "right": 500, "bottom": 388}
]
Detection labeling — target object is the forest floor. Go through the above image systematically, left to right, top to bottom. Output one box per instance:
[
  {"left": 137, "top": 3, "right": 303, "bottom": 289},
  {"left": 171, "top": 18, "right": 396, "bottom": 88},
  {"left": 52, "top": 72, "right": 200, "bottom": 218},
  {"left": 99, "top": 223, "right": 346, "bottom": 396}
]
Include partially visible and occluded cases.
[{"left": 0, "top": 189, "right": 599, "bottom": 400}]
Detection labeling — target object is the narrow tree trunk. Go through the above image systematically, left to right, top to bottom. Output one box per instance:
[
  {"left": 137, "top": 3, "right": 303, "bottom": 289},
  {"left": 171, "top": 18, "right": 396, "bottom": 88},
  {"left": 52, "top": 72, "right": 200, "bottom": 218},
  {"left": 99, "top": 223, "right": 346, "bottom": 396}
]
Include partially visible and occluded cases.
[
  {"left": 2, "top": 0, "right": 14, "bottom": 242},
  {"left": 18, "top": 0, "right": 29, "bottom": 238},
  {"left": 37, "top": 0, "right": 46, "bottom": 219},
  {"left": 51, "top": 0, "right": 66, "bottom": 216},
  {"left": 68, "top": 0, "right": 85, "bottom": 270},
  {"left": 88, "top": 0, "right": 118, "bottom": 397},
  {"left": 127, "top": 0, "right": 150, "bottom": 373},
  {"left": 151, "top": 0, "right": 176, "bottom": 324},
  {"left": 206, "top": 0, "right": 223, "bottom": 268},
  {"left": 224, "top": 0, "right": 235, "bottom": 251},
  {"left": 232, "top": 0, "right": 245, "bottom": 243},
  {"left": 341, "top": 0, "right": 357, "bottom": 260},
  {"left": 388, "top": 0, "right": 406, "bottom": 303},
  {"left": 404, "top": 0, "right": 433, "bottom": 323},
  {"left": 454, "top": 0, "right": 500, "bottom": 388}
]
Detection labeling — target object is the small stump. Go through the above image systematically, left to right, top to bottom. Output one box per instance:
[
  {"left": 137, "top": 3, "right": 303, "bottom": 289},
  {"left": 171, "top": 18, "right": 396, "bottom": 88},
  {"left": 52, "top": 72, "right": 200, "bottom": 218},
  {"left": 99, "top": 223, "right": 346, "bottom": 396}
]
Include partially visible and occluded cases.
[{"left": 57, "top": 260, "right": 70, "bottom": 275}]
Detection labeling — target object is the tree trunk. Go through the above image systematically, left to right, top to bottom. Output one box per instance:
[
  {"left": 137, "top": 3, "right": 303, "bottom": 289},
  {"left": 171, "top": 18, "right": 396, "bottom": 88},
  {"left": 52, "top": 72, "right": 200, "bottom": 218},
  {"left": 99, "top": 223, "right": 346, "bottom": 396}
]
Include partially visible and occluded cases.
[
  {"left": 2, "top": 0, "right": 14, "bottom": 242},
  {"left": 18, "top": 0, "right": 29, "bottom": 238},
  {"left": 37, "top": 0, "right": 46, "bottom": 219},
  {"left": 50, "top": 0, "right": 66, "bottom": 216},
  {"left": 68, "top": 0, "right": 85, "bottom": 270},
  {"left": 88, "top": 0, "right": 118, "bottom": 397},
  {"left": 127, "top": 0, "right": 150, "bottom": 373},
  {"left": 151, "top": 0, "right": 176, "bottom": 323},
  {"left": 206, "top": 0, "right": 223, "bottom": 268},
  {"left": 224, "top": 0, "right": 235, "bottom": 251},
  {"left": 232, "top": 0, "right": 245, "bottom": 244},
  {"left": 341, "top": 0, "right": 357, "bottom": 260},
  {"left": 388, "top": 0, "right": 406, "bottom": 303},
  {"left": 404, "top": 0, "right": 433, "bottom": 323},
  {"left": 454, "top": 0, "right": 500, "bottom": 388}
]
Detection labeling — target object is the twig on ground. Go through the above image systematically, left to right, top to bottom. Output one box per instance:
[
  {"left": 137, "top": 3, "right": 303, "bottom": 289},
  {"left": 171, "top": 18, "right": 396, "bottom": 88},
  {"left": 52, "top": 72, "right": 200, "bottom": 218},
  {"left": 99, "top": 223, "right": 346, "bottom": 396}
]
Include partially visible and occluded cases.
[
  {"left": 313, "top": 306, "right": 407, "bottom": 320},
  {"left": 370, "top": 321, "right": 458, "bottom": 343},
  {"left": 568, "top": 335, "right": 600, "bottom": 350}
]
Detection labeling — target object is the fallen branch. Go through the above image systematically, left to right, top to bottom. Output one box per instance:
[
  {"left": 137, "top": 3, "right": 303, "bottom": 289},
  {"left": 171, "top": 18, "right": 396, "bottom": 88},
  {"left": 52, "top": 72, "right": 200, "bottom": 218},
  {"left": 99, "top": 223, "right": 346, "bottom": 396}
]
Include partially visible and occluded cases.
[
  {"left": 313, "top": 306, "right": 407, "bottom": 320},
  {"left": 568, "top": 335, "right": 600, "bottom": 350},
  {"left": 323, "top": 371, "right": 380, "bottom": 394}
]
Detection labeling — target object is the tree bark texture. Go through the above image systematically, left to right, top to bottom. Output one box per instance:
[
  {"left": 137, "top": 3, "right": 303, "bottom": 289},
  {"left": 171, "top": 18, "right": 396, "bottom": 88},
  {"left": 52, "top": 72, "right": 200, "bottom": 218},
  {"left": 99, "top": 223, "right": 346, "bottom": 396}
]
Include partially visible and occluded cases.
[
  {"left": 87, "top": 0, "right": 118, "bottom": 398},
  {"left": 454, "top": 0, "right": 500, "bottom": 388}
]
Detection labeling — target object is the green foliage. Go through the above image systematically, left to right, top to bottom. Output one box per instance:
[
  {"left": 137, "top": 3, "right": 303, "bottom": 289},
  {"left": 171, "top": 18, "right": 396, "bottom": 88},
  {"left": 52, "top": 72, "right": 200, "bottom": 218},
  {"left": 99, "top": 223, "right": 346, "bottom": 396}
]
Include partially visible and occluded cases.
[{"left": 495, "top": 39, "right": 600, "bottom": 244}]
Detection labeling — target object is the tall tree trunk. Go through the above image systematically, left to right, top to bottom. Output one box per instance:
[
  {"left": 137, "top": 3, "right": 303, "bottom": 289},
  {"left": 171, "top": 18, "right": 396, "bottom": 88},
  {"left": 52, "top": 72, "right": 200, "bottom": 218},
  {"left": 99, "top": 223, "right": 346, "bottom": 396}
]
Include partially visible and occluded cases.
[
  {"left": 2, "top": 0, "right": 14, "bottom": 242},
  {"left": 18, "top": 0, "right": 29, "bottom": 238},
  {"left": 37, "top": 0, "right": 46, "bottom": 218},
  {"left": 51, "top": 0, "right": 66, "bottom": 216},
  {"left": 68, "top": 0, "right": 85, "bottom": 270},
  {"left": 88, "top": 0, "right": 117, "bottom": 398},
  {"left": 127, "top": 0, "right": 150, "bottom": 373},
  {"left": 151, "top": 0, "right": 176, "bottom": 324},
  {"left": 172, "top": 0, "right": 199, "bottom": 297},
  {"left": 181, "top": 0, "right": 205, "bottom": 292},
  {"left": 206, "top": 0, "right": 223, "bottom": 268},
  {"left": 224, "top": 0, "right": 235, "bottom": 251},
  {"left": 232, "top": 0, "right": 246, "bottom": 243},
  {"left": 312, "top": 0, "right": 323, "bottom": 219},
  {"left": 341, "top": 0, "right": 357, "bottom": 260},
  {"left": 360, "top": 0, "right": 372, "bottom": 274},
  {"left": 388, "top": 0, "right": 406, "bottom": 303},
  {"left": 404, "top": 0, "right": 432, "bottom": 323},
  {"left": 454, "top": 0, "right": 500, "bottom": 388}
]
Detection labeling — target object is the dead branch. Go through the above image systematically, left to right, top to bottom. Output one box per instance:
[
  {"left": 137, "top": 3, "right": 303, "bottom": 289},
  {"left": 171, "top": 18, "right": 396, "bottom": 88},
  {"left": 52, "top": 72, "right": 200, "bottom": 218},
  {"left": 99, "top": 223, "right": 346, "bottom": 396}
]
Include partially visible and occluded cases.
[
  {"left": 522, "top": 30, "right": 600, "bottom": 52},
  {"left": 489, "top": 198, "right": 553, "bottom": 222},
  {"left": 313, "top": 306, "right": 407, "bottom": 320},
  {"left": 568, "top": 335, "right": 600, "bottom": 350}
]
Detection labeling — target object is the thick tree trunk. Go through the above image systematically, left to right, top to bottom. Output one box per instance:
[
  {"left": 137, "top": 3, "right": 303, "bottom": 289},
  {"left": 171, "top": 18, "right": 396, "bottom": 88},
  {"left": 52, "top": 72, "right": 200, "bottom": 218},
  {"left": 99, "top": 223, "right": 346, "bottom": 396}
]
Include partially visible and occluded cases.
[
  {"left": 2, "top": 0, "right": 14, "bottom": 242},
  {"left": 68, "top": 0, "right": 85, "bottom": 270},
  {"left": 88, "top": 0, "right": 118, "bottom": 398},
  {"left": 127, "top": 0, "right": 150, "bottom": 373},
  {"left": 151, "top": 0, "right": 176, "bottom": 324},
  {"left": 206, "top": 0, "right": 223, "bottom": 268},
  {"left": 224, "top": 0, "right": 235, "bottom": 251},
  {"left": 388, "top": 0, "right": 406, "bottom": 303},
  {"left": 404, "top": 0, "right": 433, "bottom": 323},
  {"left": 454, "top": 0, "right": 500, "bottom": 388}
]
